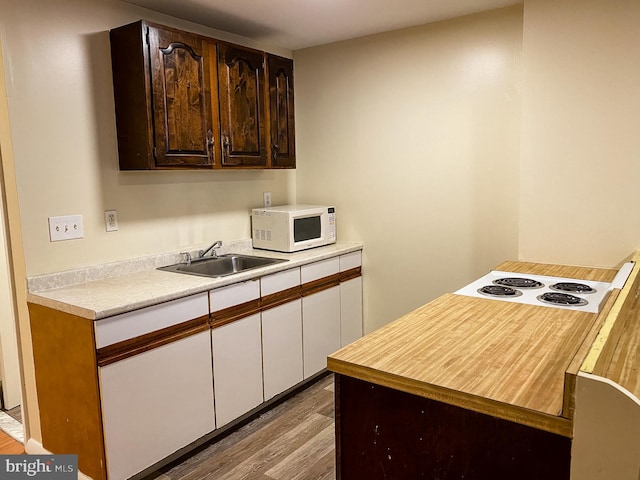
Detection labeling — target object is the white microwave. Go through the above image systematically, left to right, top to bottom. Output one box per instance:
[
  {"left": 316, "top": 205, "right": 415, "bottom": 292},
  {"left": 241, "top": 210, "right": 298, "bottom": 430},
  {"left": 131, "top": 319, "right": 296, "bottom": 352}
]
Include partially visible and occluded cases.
[{"left": 251, "top": 205, "right": 336, "bottom": 252}]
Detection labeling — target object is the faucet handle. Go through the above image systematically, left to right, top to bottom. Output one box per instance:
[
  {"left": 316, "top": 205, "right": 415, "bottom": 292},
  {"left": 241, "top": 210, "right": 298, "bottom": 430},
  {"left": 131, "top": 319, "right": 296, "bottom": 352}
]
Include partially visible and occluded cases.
[{"left": 180, "top": 252, "right": 192, "bottom": 265}]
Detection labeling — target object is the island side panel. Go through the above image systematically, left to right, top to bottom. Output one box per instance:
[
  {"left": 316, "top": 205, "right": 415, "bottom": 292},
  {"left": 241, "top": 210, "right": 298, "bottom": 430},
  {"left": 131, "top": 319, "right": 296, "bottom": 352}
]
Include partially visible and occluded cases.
[
  {"left": 29, "top": 303, "right": 106, "bottom": 480},
  {"left": 335, "top": 374, "right": 571, "bottom": 480}
]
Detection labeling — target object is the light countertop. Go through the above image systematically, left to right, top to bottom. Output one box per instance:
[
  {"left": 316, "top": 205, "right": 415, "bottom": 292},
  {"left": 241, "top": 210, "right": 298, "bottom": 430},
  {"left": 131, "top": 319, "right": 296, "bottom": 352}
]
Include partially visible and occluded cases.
[{"left": 27, "top": 242, "right": 363, "bottom": 320}]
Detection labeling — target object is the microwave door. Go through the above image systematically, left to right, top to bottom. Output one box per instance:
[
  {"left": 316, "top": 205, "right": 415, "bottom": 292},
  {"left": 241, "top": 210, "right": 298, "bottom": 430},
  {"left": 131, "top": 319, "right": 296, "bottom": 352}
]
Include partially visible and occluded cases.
[{"left": 293, "top": 216, "right": 322, "bottom": 243}]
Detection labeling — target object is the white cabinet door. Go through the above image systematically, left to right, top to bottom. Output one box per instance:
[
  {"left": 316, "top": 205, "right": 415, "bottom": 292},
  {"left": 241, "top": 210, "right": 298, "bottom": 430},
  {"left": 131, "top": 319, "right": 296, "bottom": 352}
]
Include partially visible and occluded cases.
[
  {"left": 340, "top": 251, "right": 363, "bottom": 347},
  {"left": 261, "top": 267, "right": 303, "bottom": 400},
  {"left": 340, "top": 276, "right": 363, "bottom": 346},
  {"left": 302, "top": 285, "right": 341, "bottom": 378},
  {"left": 262, "top": 299, "right": 303, "bottom": 400},
  {"left": 211, "top": 313, "right": 264, "bottom": 427},
  {"left": 99, "top": 331, "right": 215, "bottom": 480}
]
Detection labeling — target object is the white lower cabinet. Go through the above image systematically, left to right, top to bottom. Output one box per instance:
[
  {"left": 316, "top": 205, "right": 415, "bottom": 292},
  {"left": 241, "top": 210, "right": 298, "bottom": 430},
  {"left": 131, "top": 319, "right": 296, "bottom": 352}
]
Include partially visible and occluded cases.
[
  {"left": 340, "top": 251, "right": 364, "bottom": 347},
  {"left": 260, "top": 267, "right": 304, "bottom": 400},
  {"left": 340, "top": 276, "right": 363, "bottom": 346},
  {"left": 210, "top": 280, "right": 264, "bottom": 427},
  {"left": 302, "top": 285, "right": 341, "bottom": 378},
  {"left": 262, "top": 299, "right": 304, "bottom": 399},
  {"left": 212, "top": 313, "right": 264, "bottom": 427},
  {"left": 99, "top": 331, "right": 215, "bottom": 480}
]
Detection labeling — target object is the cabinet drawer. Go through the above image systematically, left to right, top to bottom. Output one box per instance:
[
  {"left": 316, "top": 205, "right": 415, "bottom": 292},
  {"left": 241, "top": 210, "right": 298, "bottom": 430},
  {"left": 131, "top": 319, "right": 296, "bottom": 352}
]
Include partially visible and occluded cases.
[
  {"left": 340, "top": 251, "right": 362, "bottom": 271},
  {"left": 301, "top": 257, "right": 340, "bottom": 284},
  {"left": 261, "top": 267, "right": 301, "bottom": 296},
  {"left": 210, "top": 280, "right": 260, "bottom": 311},
  {"left": 95, "top": 293, "right": 208, "bottom": 348}
]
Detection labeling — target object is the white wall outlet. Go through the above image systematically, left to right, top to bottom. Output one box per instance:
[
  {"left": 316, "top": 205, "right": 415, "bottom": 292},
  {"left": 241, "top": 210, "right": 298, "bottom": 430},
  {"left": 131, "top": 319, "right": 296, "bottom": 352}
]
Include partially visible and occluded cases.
[
  {"left": 263, "top": 191, "right": 272, "bottom": 207},
  {"left": 105, "top": 210, "right": 118, "bottom": 232},
  {"left": 48, "top": 215, "right": 84, "bottom": 242}
]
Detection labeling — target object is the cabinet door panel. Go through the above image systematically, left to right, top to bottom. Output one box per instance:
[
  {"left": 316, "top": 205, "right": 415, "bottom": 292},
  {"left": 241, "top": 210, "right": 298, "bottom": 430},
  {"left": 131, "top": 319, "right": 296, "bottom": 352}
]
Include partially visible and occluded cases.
[
  {"left": 148, "top": 26, "right": 215, "bottom": 167},
  {"left": 218, "top": 44, "right": 267, "bottom": 166},
  {"left": 268, "top": 55, "right": 295, "bottom": 168},
  {"left": 341, "top": 277, "right": 363, "bottom": 347},
  {"left": 302, "top": 286, "right": 341, "bottom": 378},
  {"left": 262, "top": 299, "right": 303, "bottom": 400},
  {"left": 212, "top": 314, "right": 264, "bottom": 427},
  {"left": 99, "top": 331, "right": 214, "bottom": 480}
]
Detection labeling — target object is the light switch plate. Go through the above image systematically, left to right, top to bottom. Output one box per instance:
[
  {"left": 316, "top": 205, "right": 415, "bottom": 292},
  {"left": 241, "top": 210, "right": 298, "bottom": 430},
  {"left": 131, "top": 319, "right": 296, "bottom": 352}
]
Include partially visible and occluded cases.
[{"left": 48, "top": 215, "right": 84, "bottom": 241}]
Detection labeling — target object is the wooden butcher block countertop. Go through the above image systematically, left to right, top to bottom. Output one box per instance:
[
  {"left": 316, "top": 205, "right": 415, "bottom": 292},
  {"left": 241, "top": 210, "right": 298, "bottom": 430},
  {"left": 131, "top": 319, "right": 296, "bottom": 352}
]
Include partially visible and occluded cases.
[{"left": 328, "top": 261, "right": 619, "bottom": 437}]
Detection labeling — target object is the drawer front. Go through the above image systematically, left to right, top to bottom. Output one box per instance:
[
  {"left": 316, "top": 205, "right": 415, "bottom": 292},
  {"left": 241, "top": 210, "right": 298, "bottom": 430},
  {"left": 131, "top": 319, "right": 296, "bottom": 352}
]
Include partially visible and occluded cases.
[
  {"left": 340, "top": 251, "right": 362, "bottom": 272},
  {"left": 301, "top": 257, "right": 340, "bottom": 284},
  {"left": 261, "top": 267, "right": 301, "bottom": 296},
  {"left": 210, "top": 279, "right": 260, "bottom": 312},
  {"left": 95, "top": 293, "right": 208, "bottom": 349}
]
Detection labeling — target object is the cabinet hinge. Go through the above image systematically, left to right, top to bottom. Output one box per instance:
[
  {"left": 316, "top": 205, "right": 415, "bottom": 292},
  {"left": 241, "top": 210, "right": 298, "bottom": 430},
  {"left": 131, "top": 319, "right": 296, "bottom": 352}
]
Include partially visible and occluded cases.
[
  {"left": 145, "top": 28, "right": 150, "bottom": 46},
  {"left": 153, "top": 147, "right": 157, "bottom": 159}
]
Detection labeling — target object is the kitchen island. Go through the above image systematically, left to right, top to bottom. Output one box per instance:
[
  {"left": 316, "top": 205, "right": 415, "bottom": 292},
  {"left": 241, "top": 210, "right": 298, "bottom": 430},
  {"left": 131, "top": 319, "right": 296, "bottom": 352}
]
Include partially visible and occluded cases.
[{"left": 328, "top": 259, "right": 636, "bottom": 480}]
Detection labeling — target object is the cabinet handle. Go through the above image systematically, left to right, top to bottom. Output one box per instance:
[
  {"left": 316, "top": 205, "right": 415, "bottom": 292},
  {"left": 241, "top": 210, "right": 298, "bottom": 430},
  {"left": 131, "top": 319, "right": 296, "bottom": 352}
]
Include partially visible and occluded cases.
[
  {"left": 206, "top": 129, "right": 214, "bottom": 163},
  {"left": 223, "top": 135, "right": 230, "bottom": 163},
  {"left": 271, "top": 143, "right": 279, "bottom": 162}
]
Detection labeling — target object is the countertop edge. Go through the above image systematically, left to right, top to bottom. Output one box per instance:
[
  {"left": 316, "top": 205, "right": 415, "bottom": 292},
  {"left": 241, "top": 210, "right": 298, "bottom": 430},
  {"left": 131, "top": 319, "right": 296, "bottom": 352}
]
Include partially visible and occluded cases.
[{"left": 327, "top": 357, "right": 572, "bottom": 437}]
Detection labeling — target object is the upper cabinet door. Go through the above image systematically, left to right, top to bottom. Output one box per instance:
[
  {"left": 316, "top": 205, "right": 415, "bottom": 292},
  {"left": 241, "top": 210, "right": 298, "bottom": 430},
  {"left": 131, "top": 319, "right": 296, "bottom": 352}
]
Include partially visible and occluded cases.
[
  {"left": 148, "top": 25, "right": 217, "bottom": 167},
  {"left": 217, "top": 44, "right": 267, "bottom": 167},
  {"left": 267, "top": 55, "right": 296, "bottom": 169}
]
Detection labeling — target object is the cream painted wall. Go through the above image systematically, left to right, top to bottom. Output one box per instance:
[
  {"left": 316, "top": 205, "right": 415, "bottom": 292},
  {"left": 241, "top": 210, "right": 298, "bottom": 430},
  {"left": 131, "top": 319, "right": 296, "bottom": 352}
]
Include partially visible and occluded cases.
[
  {"left": 0, "top": 0, "right": 295, "bottom": 277},
  {"left": 519, "top": 0, "right": 640, "bottom": 267},
  {"left": 294, "top": 7, "right": 523, "bottom": 332}
]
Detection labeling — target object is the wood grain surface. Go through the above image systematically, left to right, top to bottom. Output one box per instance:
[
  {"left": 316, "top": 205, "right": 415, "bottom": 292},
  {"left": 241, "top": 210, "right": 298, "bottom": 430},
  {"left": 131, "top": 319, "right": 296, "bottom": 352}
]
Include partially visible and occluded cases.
[
  {"left": 577, "top": 251, "right": 640, "bottom": 402},
  {"left": 602, "top": 255, "right": 640, "bottom": 398},
  {"left": 329, "top": 261, "right": 619, "bottom": 436},
  {"left": 495, "top": 261, "right": 618, "bottom": 282},
  {"left": 28, "top": 303, "right": 106, "bottom": 480},
  {"left": 0, "top": 431, "right": 23, "bottom": 454}
]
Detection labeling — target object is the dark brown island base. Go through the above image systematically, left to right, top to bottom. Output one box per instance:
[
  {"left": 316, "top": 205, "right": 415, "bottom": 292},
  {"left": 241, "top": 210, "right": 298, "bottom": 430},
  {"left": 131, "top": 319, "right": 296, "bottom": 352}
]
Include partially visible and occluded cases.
[{"left": 335, "top": 374, "right": 570, "bottom": 480}]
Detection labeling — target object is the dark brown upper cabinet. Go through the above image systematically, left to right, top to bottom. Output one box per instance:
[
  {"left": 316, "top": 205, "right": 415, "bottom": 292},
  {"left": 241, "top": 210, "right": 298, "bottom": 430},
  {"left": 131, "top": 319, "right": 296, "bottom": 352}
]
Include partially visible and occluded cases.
[
  {"left": 110, "top": 20, "right": 295, "bottom": 170},
  {"left": 110, "top": 21, "right": 219, "bottom": 169},
  {"left": 217, "top": 43, "right": 267, "bottom": 167},
  {"left": 267, "top": 55, "right": 296, "bottom": 168}
]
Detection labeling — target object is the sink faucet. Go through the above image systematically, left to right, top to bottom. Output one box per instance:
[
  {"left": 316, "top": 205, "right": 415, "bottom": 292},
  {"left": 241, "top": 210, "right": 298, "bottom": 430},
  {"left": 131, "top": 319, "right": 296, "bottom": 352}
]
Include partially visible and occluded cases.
[{"left": 199, "top": 240, "right": 222, "bottom": 258}]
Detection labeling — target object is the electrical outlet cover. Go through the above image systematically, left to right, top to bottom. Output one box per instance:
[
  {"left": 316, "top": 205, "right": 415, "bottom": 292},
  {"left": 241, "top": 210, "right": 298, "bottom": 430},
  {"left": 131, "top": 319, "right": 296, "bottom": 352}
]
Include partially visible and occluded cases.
[{"left": 105, "top": 210, "right": 118, "bottom": 232}]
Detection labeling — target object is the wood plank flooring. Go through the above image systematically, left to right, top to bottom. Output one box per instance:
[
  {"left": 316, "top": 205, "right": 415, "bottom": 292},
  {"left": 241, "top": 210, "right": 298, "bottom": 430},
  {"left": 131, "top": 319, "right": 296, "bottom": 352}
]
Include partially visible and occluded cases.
[
  {"left": 151, "top": 373, "right": 336, "bottom": 480},
  {"left": 0, "top": 430, "right": 24, "bottom": 454}
]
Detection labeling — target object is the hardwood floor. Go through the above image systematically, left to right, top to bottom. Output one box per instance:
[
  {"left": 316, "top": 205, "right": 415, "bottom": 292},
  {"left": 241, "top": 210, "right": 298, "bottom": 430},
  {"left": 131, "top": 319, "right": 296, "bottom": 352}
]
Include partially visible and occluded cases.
[
  {"left": 152, "top": 373, "right": 336, "bottom": 480},
  {"left": 0, "top": 430, "right": 23, "bottom": 454}
]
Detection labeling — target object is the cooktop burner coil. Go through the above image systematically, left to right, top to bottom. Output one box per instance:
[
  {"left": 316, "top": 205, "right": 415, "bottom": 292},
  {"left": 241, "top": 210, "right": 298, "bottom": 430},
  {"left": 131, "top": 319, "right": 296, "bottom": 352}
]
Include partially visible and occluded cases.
[
  {"left": 493, "top": 277, "right": 544, "bottom": 289},
  {"left": 549, "top": 282, "right": 596, "bottom": 294},
  {"left": 477, "top": 285, "right": 523, "bottom": 297},
  {"left": 537, "top": 292, "right": 589, "bottom": 307}
]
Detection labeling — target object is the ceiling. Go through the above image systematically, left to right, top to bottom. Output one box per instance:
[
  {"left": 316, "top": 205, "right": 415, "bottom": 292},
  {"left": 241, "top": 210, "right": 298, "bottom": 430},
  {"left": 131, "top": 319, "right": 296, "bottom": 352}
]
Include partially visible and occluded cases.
[{"left": 122, "top": 0, "right": 521, "bottom": 51}]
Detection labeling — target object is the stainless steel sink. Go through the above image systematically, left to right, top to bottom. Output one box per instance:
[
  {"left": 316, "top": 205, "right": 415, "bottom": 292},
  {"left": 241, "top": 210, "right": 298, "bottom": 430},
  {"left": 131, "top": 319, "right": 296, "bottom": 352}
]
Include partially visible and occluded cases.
[{"left": 158, "top": 253, "right": 288, "bottom": 278}]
